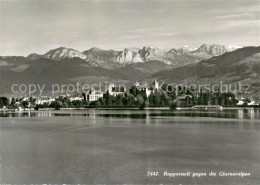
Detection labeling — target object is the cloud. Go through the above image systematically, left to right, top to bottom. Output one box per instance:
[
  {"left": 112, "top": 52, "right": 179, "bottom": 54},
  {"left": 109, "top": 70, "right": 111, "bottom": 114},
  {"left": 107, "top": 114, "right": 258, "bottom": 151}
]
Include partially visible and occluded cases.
[
  {"left": 214, "top": 4, "right": 260, "bottom": 20},
  {"left": 215, "top": 13, "right": 257, "bottom": 20},
  {"left": 219, "top": 20, "right": 260, "bottom": 30},
  {"left": 155, "top": 32, "right": 178, "bottom": 37},
  {"left": 121, "top": 35, "right": 143, "bottom": 39}
]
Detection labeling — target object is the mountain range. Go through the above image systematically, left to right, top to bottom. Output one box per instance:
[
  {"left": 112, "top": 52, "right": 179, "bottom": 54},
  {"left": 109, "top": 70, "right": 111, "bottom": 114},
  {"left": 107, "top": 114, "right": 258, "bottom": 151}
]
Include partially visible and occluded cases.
[
  {"left": 0, "top": 44, "right": 259, "bottom": 98},
  {"left": 27, "top": 44, "right": 241, "bottom": 69},
  {"left": 152, "top": 46, "right": 260, "bottom": 98}
]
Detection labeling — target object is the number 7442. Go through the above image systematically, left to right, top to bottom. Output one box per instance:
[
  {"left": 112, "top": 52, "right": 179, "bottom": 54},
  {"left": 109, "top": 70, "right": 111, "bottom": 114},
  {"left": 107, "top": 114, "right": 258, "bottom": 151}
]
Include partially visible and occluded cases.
[{"left": 147, "top": 172, "right": 159, "bottom": 176}]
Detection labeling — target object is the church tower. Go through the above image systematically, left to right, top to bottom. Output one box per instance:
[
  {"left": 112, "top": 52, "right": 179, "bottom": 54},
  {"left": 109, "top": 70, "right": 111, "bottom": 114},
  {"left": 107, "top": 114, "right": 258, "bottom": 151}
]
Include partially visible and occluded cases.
[{"left": 152, "top": 80, "right": 159, "bottom": 90}]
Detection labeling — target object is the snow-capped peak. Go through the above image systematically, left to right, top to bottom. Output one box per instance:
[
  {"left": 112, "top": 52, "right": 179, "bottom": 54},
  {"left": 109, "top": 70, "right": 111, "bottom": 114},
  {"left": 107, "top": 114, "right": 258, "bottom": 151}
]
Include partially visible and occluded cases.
[{"left": 227, "top": 45, "right": 242, "bottom": 51}]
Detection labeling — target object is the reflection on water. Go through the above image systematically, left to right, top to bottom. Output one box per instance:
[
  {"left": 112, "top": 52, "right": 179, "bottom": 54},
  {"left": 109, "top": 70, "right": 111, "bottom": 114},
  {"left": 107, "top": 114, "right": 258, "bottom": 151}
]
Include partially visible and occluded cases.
[
  {"left": 0, "top": 109, "right": 260, "bottom": 120},
  {"left": 1, "top": 109, "right": 260, "bottom": 184}
]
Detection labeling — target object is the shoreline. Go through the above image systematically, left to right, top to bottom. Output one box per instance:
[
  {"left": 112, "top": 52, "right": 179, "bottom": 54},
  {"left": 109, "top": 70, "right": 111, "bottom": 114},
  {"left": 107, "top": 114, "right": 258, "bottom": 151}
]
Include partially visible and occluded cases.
[{"left": 0, "top": 106, "right": 259, "bottom": 112}]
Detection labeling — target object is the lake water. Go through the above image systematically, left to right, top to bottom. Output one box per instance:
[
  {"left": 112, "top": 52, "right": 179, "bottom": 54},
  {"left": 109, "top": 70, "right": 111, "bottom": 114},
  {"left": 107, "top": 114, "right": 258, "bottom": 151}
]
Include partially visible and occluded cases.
[{"left": 0, "top": 109, "right": 260, "bottom": 184}]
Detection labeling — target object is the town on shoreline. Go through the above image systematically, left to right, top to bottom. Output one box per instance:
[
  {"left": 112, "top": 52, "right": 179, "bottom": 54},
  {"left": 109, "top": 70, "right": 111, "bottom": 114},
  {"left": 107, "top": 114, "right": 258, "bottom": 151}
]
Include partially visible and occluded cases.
[{"left": 1, "top": 80, "right": 259, "bottom": 112}]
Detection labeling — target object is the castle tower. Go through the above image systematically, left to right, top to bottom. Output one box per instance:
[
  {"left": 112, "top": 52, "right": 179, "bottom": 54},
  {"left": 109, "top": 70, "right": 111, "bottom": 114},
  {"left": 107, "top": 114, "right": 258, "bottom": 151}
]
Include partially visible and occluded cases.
[
  {"left": 152, "top": 80, "right": 159, "bottom": 90},
  {"left": 108, "top": 83, "right": 114, "bottom": 95}
]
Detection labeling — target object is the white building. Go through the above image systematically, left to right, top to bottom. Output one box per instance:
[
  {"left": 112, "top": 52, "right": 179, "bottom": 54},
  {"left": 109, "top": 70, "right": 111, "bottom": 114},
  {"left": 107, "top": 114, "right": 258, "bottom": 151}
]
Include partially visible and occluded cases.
[
  {"left": 87, "top": 90, "right": 103, "bottom": 102},
  {"left": 36, "top": 96, "right": 55, "bottom": 105},
  {"left": 69, "top": 96, "right": 84, "bottom": 102},
  {"left": 22, "top": 97, "right": 29, "bottom": 101},
  {"left": 236, "top": 97, "right": 259, "bottom": 106},
  {"left": 236, "top": 97, "right": 246, "bottom": 105},
  {"left": 237, "top": 100, "right": 245, "bottom": 105},
  {"left": 248, "top": 100, "right": 259, "bottom": 106}
]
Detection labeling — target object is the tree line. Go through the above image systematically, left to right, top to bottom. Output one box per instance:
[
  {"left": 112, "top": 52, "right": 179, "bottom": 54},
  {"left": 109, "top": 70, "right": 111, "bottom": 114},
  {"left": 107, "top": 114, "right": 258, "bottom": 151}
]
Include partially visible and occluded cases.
[{"left": 0, "top": 85, "right": 258, "bottom": 110}]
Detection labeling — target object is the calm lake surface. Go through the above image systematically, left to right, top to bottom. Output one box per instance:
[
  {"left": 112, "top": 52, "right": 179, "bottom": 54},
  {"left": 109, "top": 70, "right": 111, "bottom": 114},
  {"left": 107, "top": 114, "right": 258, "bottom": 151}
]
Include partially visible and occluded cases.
[{"left": 0, "top": 109, "right": 260, "bottom": 184}]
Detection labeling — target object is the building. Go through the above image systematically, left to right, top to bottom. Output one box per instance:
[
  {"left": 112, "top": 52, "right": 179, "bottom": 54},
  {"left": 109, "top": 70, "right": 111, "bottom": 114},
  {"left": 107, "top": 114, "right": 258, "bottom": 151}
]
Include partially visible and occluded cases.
[
  {"left": 132, "top": 80, "right": 160, "bottom": 97},
  {"left": 152, "top": 80, "right": 159, "bottom": 90},
  {"left": 108, "top": 83, "right": 126, "bottom": 96},
  {"left": 138, "top": 86, "right": 152, "bottom": 97},
  {"left": 145, "top": 87, "right": 152, "bottom": 97},
  {"left": 87, "top": 90, "right": 103, "bottom": 102},
  {"left": 177, "top": 94, "right": 192, "bottom": 100},
  {"left": 36, "top": 96, "right": 55, "bottom": 105},
  {"left": 69, "top": 96, "right": 84, "bottom": 102},
  {"left": 22, "top": 97, "right": 29, "bottom": 101},
  {"left": 236, "top": 97, "right": 259, "bottom": 106},
  {"left": 237, "top": 100, "right": 245, "bottom": 105},
  {"left": 248, "top": 100, "right": 259, "bottom": 106}
]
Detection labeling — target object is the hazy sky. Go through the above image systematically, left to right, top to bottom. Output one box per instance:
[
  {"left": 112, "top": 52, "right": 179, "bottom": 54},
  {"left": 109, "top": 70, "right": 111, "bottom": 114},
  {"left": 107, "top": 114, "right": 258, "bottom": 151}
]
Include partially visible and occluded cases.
[{"left": 0, "top": 0, "right": 259, "bottom": 55}]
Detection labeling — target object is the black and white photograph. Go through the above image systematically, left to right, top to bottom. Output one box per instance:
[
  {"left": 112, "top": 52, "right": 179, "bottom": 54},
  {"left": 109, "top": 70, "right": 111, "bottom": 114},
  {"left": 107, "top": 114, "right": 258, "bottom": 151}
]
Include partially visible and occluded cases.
[{"left": 0, "top": 0, "right": 260, "bottom": 184}]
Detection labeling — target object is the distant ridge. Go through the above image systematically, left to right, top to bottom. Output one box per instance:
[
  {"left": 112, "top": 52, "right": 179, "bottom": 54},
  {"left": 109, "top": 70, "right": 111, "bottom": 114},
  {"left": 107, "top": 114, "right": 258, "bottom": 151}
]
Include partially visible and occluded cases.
[
  {"left": 21, "top": 44, "right": 242, "bottom": 69},
  {"left": 152, "top": 46, "right": 260, "bottom": 97}
]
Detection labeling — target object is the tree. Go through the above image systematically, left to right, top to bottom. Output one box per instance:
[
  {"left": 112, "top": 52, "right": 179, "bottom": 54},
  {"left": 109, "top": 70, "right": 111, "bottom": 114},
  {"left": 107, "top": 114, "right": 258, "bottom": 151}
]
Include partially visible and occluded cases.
[
  {"left": 129, "top": 86, "right": 138, "bottom": 96},
  {"left": 104, "top": 91, "right": 113, "bottom": 106},
  {"left": 161, "top": 91, "right": 170, "bottom": 106},
  {"left": 148, "top": 92, "right": 154, "bottom": 106},
  {"left": 153, "top": 92, "right": 161, "bottom": 106},
  {"left": 123, "top": 93, "right": 135, "bottom": 106},
  {"left": 115, "top": 94, "right": 123, "bottom": 106},
  {"left": 136, "top": 95, "right": 144, "bottom": 105},
  {"left": 0, "top": 97, "right": 8, "bottom": 107},
  {"left": 29, "top": 97, "right": 36, "bottom": 107},
  {"left": 11, "top": 98, "right": 16, "bottom": 106},
  {"left": 0, "top": 99, "right": 3, "bottom": 108},
  {"left": 72, "top": 100, "right": 83, "bottom": 108},
  {"left": 89, "top": 100, "right": 101, "bottom": 108},
  {"left": 144, "top": 100, "right": 149, "bottom": 107},
  {"left": 22, "top": 101, "right": 29, "bottom": 109},
  {"left": 50, "top": 101, "right": 63, "bottom": 110},
  {"left": 63, "top": 102, "right": 69, "bottom": 108},
  {"left": 139, "top": 102, "right": 146, "bottom": 110},
  {"left": 170, "top": 102, "right": 177, "bottom": 110}
]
